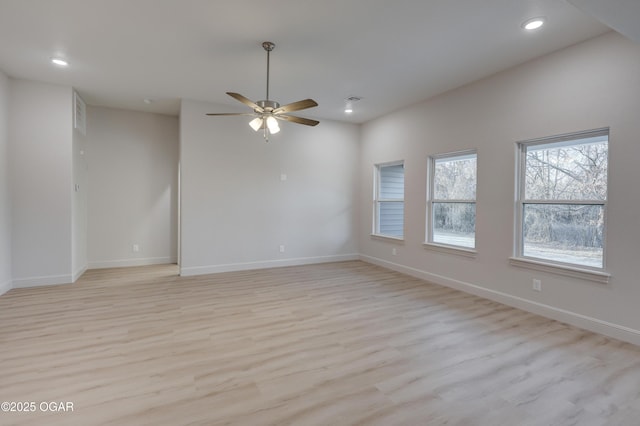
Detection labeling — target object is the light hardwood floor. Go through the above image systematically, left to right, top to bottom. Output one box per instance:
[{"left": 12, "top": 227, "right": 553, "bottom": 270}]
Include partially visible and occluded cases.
[{"left": 1, "top": 261, "right": 639, "bottom": 425}]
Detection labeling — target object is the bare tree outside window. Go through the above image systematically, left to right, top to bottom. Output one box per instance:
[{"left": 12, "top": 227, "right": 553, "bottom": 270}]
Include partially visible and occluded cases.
[
  {"left": 518, "top": 131, "right": 608, "bottom": 268},
  {"left": 428, "top": 152, "right": 477, "bottom": 249}
]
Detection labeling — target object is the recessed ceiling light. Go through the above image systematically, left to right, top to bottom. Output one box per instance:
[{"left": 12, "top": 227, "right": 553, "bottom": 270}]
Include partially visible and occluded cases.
[
  {"left": 522, "top": 17, "right": 545, "bottom": 31},
  {"left": 51, "top": 57, "right": 69, "bottom": 67},
  {"left": 344, "top": 96, "right": 361, "bottom": 114},
  {"left": 143, "top": 98, "right": 153, "bottom": 104}
]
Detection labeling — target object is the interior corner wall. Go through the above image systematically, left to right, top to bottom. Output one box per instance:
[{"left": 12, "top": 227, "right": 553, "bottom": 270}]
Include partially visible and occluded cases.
[
  {"left": 359, "top": 32, "right": 640, "bottom": 344},
  {"left": 0, "top": 70, "right": 11, "bottom": 294},
  {"left": 9, "top": 79, "right": 73, "bottom": 287},
  {"left": 179, "top": 99, "right": 360, "bottom": 275},
  {"left": 71, "top": 100, "right": 88, "bottom": 281},
  {"left": 86, "top": 106, "right": 179, "bottom": 269}
]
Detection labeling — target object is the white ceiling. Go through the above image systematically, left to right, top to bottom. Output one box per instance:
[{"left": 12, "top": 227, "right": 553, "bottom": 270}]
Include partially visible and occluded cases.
[
  {"left": 0, "top": 0, "right": 622, "bottom": 123},
  {"left": 568, "top": 0, "right": 640, "bottom": 43}
]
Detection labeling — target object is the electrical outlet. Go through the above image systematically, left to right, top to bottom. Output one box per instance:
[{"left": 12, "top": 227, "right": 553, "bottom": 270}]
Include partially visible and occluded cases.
[
  {"left": 133, "top": 244, "right": 140, "bottom": 253},
  {"left": 279, "top": 245, "right": 285, "bottom": 253},
  {"left": 392, "top": 248, "right": 397, "bottom": 255},
  {"left": 532, "top": 279, "right": 542, "bottom": 292}
]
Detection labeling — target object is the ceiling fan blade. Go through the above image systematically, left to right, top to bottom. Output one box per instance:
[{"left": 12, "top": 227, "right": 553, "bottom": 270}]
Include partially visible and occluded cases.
[
  {"left": 226, "top": 92, "right": 263, "bottom": 112},
  {"left": 272, "top": 99, "right": 318, "bottom": 114},
  {"left": 206, "top": 112, "right": 257, "bottom": 116},
  {"left": 275, "top": 114, "right": 320, "bottom": 127}
]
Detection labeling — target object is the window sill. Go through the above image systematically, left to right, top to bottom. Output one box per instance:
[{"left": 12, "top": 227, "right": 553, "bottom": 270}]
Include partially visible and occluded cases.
[
  {"left": 370, "top": 234, "right": 405, "bottom": 244},
  {"left": 423, "top": 242, "right": 477, "bottom": 258},
  {"left": 509, "top": 257, "right": 610, "bottom": 284}
]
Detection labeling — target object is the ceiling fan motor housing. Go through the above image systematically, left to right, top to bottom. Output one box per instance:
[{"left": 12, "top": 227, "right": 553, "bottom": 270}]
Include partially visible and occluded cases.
[{"left": 256, "top": 99, "right": 280, "bottom": 113}]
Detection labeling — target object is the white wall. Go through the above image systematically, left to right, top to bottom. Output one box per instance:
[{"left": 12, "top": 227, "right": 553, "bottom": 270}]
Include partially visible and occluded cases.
[
  {"left": 359, "top": 32, "right": 640, "bottom": 345},
  {"left": 0, "top": 70, "right": 11, "bottom": 294},
  {"left": 9, "top": 79, "right": 73, "bottom": 287},
  {"left": 72, "top": 94, "right": 88, "bottom": 280},
  {"left": 180, "top": 99, "right": 359, "bottom": 275},
  {"left": 87, "top": 106, "right": 178, "bottom": 268}
]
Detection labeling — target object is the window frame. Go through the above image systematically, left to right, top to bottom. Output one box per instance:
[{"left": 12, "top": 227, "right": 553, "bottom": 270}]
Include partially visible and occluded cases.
[
  {"left": 513, "top": 128, "right": 610, "bottom": 281},
  {"left": 425, "top": 149, "right": 478, "bottom": 255},
  {"left": 372, "top": 160, "right": 405, "bottom": 240}
]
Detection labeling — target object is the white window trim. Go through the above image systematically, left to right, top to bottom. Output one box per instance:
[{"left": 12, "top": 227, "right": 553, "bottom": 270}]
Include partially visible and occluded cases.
[
  {"left": 513, "top": 128, "right": 609, "bottom": 282},
  {"left": 426, "top": 149, "right": 477, "bottom": 254},
  {"left": 372, "top": 160, "right": 405, "bottom": 240},
  {"left": 371, "top": 233, "right": 405, "bottom": 243},
  {"left": 423, "top": 241, "right": 477, "bottom": 258},
  {"left": 509, "top": 257, "right": 610, "bottom": 284}
]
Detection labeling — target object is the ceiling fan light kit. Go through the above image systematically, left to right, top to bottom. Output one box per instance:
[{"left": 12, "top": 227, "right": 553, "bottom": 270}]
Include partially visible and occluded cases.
[{"left": 207, "top": 41, "right": 319, "bottom": 142}]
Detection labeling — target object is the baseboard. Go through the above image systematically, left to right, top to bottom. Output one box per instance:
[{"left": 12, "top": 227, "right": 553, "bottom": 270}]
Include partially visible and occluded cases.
[
  {"left": 180, "top": 253, "right": 360, "bottom": 277},
  {"left": 360, "top": 254, "right": 640, "bottom": 347},
  {"left": 88, "top": 257, "right": 176, "bottom": 270},
  {"left": 72, "top": 265, "right": 88, "bottom": 282},
  {"left": 12, "top": 274, "right": 73, "bottom": 289},
  {"left": 0, "top": 278, "right": 12, "bottom": 296}
]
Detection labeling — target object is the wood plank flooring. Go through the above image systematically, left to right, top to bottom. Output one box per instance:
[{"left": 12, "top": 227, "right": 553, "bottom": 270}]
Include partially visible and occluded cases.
[{"left": 0, "top": 261, "right": 639, "bottom": 425}]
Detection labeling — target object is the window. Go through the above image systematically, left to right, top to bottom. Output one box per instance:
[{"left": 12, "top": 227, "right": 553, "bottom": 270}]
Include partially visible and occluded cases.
[
  {"left": 516, "top": 129, "right": 608, "bottom": 270},
  {"left": 427, "top": 151, "right": 477, "bottom": 249},
  {"left": 374, "top": 162, "right": 404, "bottom": 238}
]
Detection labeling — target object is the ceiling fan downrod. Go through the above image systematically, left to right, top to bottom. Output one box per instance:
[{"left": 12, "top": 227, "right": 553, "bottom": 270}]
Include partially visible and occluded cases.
[{"left": 263, "top": 41, "right": 275, "bottom": 101}]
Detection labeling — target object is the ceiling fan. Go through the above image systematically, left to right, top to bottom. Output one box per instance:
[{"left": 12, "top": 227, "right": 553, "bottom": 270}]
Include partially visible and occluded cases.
[{"left": 207, "top": 41, "right": 319, "bottom": 141}]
